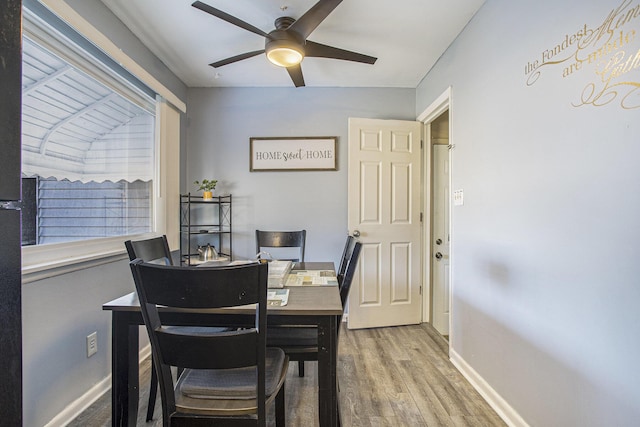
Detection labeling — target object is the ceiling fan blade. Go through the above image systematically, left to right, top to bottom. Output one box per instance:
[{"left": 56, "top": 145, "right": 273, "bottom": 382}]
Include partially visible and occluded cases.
[
  {"left": 288, "top": 0, "right": 343, "bottom": 39},
  {"left": 192, "top": 1, "right": 271, "bottom": 39},
  {"left": 305, "top": 41, "right": 377, "bottom": 64},
  {"left": 209, "top": 50, "right": 265, "bottom": 68},
  {"left": 286, "top": 64, "right": 305, "bottom": 87}
]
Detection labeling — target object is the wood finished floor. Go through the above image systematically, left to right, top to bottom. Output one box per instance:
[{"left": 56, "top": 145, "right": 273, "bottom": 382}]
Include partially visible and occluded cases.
[{"left": 69, "top": 323, "right": 505, "bottom": 426}]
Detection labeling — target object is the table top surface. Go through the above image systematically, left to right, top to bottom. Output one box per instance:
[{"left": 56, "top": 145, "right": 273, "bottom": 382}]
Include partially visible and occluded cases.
[{"left": 104, "top": 261, "right": 342, "bottom": 316}]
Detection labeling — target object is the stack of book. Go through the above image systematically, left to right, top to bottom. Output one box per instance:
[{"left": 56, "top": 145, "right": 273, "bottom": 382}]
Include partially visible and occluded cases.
[{"left": 267, "top": 260, "right": 293, "bottom": 288}]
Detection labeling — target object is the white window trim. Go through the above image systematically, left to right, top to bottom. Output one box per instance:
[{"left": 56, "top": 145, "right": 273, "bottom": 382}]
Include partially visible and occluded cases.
[
  {"left": 40, "top": 0, "right": 186, "bottom": 113},
  {"left": 21, "top": 1, "right": 183, "bottom": 283},
  {"left": 23, "top": 9, "right": 155, "bottom": 113}
]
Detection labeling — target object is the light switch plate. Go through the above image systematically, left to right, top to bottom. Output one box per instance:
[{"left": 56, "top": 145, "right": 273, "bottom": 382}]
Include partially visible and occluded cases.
[{"left": 453, "top": 189, "right": 464, "bottom": 206}]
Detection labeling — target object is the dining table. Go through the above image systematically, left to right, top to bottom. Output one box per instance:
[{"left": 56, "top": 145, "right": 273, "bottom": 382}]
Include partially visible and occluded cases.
[{"left": 103, "top": 261, "right": 342, "bottom": 427}]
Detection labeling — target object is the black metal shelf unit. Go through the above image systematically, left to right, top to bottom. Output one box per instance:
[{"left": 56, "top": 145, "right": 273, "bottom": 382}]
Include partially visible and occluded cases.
[{"left": 179, "top": 193, "right": 232, "bottom": 265}]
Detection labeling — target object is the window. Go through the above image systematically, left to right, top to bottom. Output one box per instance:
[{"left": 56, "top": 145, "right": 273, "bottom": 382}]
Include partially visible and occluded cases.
[
  {"left": 20, "top": 1, "right": 182, "bottom": 279},
  {"left": 21, "top": 20, "right": 155, "bottom": 246}
]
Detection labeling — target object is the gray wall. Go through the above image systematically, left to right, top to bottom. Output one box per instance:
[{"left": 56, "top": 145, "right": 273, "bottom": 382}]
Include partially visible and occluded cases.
[
  {"left": 416, "top": 0, "right": 640, "bottom": 425},
  {"left": 21, "top": 1, "right": 188, "bottom": 426},
  {"left": 186, "top": 87, "right": 416, "bottom": 265},
  {"left": 22, "top": 260, "right": 133, "bottom": 427}
]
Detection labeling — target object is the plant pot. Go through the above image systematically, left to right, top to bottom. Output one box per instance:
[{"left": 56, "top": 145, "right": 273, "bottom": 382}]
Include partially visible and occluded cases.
[{"left": 202, "top": 191, "right": 213, "bottom": 201}]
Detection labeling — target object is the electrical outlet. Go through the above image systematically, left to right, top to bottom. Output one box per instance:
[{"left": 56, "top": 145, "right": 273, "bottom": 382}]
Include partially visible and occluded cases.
[{"left": 87, "top": 331, "right": 97, "bottom": 357}]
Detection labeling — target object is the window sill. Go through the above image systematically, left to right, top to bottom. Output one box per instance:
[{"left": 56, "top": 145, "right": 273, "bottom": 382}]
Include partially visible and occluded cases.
[{"left": 21, "top": 233, "right": 157, "bottom": 284}]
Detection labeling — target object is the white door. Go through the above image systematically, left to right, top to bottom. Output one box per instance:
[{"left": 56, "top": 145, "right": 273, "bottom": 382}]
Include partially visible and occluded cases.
[
  {"left": 347, "top": 118, "right": 422, "bottom": 329},
  {"left": 431, "top": 144, "right": 450, "bottom": 335}
]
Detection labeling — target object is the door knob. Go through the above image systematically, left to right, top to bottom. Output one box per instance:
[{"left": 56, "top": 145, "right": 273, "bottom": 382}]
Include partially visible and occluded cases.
[
  {"left": 352, "top": 230, "right": 361, "bottom": 238},
  {"left": 435, "top": 238, "right": 442, "bottom": 245},
  {"left": 435, "top": 252, "right": 443, "bottom": 260}
]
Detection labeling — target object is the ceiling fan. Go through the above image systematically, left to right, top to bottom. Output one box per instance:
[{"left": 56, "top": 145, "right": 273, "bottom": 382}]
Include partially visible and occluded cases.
[{"left": 192, "top": 0, "right": 377, "bottom": 87}]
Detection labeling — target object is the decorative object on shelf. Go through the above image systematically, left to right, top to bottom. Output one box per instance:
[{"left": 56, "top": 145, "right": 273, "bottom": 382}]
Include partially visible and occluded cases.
[
  {"left": 194, "top": 179, "right": 218, "bottom": 200},
  {"left": 197, "top": 243, "right": 219, "bottom": 261}
]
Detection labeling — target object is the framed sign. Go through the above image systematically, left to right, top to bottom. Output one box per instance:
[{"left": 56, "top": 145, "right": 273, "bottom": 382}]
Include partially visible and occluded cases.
[{"left": 250, "top": 136, "right": 337, "bottom": 171}]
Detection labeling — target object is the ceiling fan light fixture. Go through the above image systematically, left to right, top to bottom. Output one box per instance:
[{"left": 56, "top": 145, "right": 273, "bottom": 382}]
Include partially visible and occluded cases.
[
  {"left": 193, "top": 1, "right": 378, "bottom": 86},
  {"left": 266, "top": 42, "right": 304, "bottom": 67}
]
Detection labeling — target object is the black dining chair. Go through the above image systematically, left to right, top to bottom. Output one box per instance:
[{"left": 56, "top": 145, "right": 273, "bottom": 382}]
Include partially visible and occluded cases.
[
  {"left": 256, "top": 230, "right": 306, "bottom": 262},
  {"left": 125, "top": 234, "right": 234, "bottom": 421},
  {"left": 124, "top": 235, "right": 172, "bottom": 421},
  {"left": 280, "top": 235, "right": 353, "bottom": 377},
  {"left": 337, "top": 235, "right": 356, "bottom": 285},
  {"left": 267, "top": 241, "right": 362, "bottom": 378},
  {"left": 129, "top": 260, "right": 289, "bottom": 427}
]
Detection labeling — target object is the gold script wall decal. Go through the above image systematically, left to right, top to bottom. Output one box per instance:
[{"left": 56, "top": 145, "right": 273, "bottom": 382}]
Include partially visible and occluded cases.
[{"left": 525, "top": 0, "right": 640, "bottom": 109}]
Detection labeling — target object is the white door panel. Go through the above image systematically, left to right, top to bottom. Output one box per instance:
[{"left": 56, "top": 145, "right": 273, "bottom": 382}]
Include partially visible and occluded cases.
[{"left": 348, "top": 118, "right": 422, "bottom": 329}]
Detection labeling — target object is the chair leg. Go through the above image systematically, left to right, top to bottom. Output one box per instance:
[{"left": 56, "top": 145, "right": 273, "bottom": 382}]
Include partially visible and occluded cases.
[
  {"left": 146, "top": 360, "right": 158, "bottom": 421},
  {"left": 298, "top": 360, "right": 305, "bottom": 377},
  {"left": 337, "top": 377, "right": 342, "bottom": 427},
  {"left": 275, "top": 382, "right": 286, "bottom": 427}
]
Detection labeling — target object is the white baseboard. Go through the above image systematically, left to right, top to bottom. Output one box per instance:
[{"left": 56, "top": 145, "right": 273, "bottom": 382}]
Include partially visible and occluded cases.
[
  {"left": 44, "top": 344, "right": 152, "bottom": 427},
  {"left": 449, "top": 348, "right": 529, "bottom": 427},
  {"left": 43, "top": 376, "right": 111, "bottom": 427}
]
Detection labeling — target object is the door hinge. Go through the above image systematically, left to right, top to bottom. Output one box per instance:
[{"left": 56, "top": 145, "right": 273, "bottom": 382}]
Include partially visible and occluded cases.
[
  {"left": 420, "top": 139, "right": 423, "bottom": 149},
  {"left": 420, "top": 212, "right": 423, "bottom": 222},
  {"left": 419, "top": 285, "right": 422, "bottom": 295}
]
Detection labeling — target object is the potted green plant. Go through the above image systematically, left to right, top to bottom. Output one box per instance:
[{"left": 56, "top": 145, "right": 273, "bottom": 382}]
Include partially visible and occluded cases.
[{"left": 194, "top": 179, "right": 218, "bottom": 200}]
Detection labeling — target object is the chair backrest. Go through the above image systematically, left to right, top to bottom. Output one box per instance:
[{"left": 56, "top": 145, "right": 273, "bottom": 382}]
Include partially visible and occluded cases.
[
  {"left": 255, "top": 230, "right": 306, "bottom": 262},
  {"left": 124, "top": 235, "right": 173, "bottom": 265},
  {"left": 337, "top": 236, "right": 356, "bottom": 284},
  {"left": 336, "top": 241, "right": 362, "bottom": 337},
  {"left": 339, "top": 241, "right": 362, "bottom": 312},
  {"left": 129, "top": 260, "right": 269, "bottom": 423}
]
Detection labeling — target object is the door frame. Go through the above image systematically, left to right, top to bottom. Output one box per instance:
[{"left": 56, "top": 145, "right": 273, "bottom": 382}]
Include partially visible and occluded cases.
[{"left": 417, "top": 87, "right": 452, "bottom": 341}]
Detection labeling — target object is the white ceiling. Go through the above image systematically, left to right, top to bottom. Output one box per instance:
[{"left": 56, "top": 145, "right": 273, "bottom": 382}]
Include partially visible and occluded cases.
[{"left": 99, "top": 0, "right": 485, "bottom": 88}]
